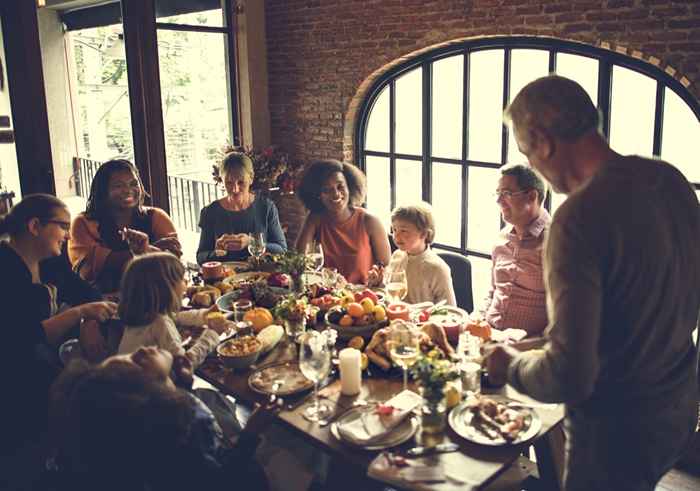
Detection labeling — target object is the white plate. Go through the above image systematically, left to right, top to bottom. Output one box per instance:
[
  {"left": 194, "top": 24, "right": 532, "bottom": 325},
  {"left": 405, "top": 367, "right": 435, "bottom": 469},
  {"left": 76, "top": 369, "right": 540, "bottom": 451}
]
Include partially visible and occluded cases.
[
  {"left": 222, "top": 271, "right": 271, "bottom": 287},
  {"left": 411, "top": 305, "right": 469, "bottom": 327},
  {"left": 448, "top": 396, "right": 542, "bottom": 446},
  {"left": 331, "top": 406, "right": 419, "bottom": 450}
]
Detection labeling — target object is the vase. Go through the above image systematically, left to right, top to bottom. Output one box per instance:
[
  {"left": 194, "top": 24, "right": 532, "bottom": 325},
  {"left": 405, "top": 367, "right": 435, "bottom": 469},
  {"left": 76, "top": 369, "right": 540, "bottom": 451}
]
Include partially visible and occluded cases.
[
  {"left": 291, "top": 273, "right": 305, "bottom": 295},
  {"left": 284, "top": 318, "right": 305, "bottom": 342},
  {"left": 418, "top": 399, "right": 447, "bottom": 447}
]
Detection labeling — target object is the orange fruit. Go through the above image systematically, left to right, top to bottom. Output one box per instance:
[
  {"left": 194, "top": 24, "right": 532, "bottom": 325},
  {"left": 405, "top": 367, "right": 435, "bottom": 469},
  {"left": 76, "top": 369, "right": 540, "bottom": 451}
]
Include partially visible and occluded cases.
[
  {"left": 347, "top": 302, "right": 365, "bottom": 318},
  {"left": 339, "top": 314, "right": 354, "bottom": 327}
]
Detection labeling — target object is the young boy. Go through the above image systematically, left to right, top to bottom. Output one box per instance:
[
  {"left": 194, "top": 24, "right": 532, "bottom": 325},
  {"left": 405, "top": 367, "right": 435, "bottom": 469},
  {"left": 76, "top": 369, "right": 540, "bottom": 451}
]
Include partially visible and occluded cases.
[{"left": 368, "top": 202, "right": 456, "bottom": 306}]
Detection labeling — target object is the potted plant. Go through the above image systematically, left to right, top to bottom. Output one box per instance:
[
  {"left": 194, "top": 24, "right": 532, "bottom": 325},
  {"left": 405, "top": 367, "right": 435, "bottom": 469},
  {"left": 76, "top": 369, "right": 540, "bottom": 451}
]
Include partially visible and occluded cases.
[
  {"left": 276, "top": 250, "right": 311, "bottom": 294},
  {"left": 273, "top": 294, "right": 309, "bottom": 341},
  {"left": 410, "top": 349, "right": 460, "bottom": 435}
]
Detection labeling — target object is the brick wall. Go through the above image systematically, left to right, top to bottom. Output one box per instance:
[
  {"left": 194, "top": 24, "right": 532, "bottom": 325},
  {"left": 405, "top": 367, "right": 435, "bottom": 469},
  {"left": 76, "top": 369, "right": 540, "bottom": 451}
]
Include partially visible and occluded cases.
[{"left": 265, "top": 0, "right": 700, "bottom": 163}]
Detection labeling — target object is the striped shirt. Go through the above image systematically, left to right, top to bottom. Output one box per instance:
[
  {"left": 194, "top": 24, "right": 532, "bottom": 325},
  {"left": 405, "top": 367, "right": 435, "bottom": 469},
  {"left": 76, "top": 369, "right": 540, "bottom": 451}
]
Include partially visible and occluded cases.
[{"left": 480, "top": 208, "right": 551, "bottom": 335}]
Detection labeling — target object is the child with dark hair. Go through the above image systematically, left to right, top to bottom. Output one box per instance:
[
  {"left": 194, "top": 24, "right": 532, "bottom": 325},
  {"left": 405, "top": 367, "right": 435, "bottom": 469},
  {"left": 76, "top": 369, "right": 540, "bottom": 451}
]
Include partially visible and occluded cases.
[
  {"left": 117, "top": 253, "right": 232, "bottom": 367},
  {"left": 48, "top": 348, "right": 272, "bottom": 491}
]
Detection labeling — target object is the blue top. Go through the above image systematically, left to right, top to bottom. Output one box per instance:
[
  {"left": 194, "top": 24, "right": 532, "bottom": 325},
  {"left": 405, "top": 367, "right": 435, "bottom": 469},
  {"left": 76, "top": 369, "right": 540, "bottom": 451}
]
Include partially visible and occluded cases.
[{"left": 196, "top": 195, "right": 287, "bottom": 264}]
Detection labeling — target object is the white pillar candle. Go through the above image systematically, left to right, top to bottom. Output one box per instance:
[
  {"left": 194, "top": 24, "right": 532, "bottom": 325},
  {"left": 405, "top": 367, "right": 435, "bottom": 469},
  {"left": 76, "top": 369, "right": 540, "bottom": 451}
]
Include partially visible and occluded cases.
[{"left": 339, "top": 348, "right": 362, "bottom": 395}]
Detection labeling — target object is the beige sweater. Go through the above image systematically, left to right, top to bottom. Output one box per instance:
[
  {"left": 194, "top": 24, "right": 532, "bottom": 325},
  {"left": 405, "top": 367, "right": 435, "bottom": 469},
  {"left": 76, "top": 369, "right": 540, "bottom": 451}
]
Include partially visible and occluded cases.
[
  {"left": 387, "top": 248, "right": 456, "bottom": 306},
  {"left": 118, "top": 309, "right": 220, "bottom": 368}
]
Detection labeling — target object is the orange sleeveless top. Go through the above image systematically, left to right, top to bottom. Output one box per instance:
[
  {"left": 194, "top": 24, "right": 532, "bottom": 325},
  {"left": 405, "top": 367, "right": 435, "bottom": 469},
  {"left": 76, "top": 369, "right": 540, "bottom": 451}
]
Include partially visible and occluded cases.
[{"left": 318, "top": 207, "right": 373, "bottom": 284}]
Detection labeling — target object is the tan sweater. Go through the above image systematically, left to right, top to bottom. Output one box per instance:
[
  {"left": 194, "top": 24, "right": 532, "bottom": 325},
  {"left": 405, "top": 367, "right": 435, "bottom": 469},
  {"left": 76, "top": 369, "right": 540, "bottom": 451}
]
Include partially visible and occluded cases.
[
  {"left": 507, "top": 156, "right": 700, "bottom": 488},
  {"left": 387, "top": 248, "right": 456, "bottom": 306}
]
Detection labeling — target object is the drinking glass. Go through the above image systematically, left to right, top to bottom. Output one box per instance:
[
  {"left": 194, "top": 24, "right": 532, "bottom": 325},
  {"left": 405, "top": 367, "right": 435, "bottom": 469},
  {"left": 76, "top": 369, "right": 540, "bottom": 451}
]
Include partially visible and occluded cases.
[
  {"left": 248, "top": 232, "right": 266, "bottom": 264},
  {"left": 305, "top": 241, "right": 325, "bottom": 272},
  {"left": 385, "top": 269, "right": 408, "bottom": 304},
  {"left": 386, "top": 320, "right": 420, "bottom": 392},
  {"left": 299, "top": 331, "right": 332, "bottom": 421}
]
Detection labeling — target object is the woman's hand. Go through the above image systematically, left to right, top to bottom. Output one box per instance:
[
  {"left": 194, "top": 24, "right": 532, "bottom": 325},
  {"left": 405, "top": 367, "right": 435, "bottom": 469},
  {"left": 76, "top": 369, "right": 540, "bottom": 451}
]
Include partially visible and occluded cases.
[
  {"left": 121, "top": 228, "right": 151, "bottom": 255},
  {"left": 153, "top": 233, "right": 183, "bottom": 257},
  {"left": 367, "top": 264, "right": 385, "bottom": 287},
  {"left": 79, "top": 301, "right": 118, "bottom": 323},
  {"left": 79, "top": 319, "right": 108, "bottom": 362}
]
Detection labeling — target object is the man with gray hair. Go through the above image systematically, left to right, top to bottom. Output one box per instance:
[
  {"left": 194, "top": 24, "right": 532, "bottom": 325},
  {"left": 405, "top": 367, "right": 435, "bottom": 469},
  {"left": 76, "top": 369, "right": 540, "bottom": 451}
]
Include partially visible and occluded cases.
[
  {"left": 484, "top": 75, "right": 700, "bottom": 490},
  {"left": 478, "top": 164, "right": 550, "bottom": 336}
]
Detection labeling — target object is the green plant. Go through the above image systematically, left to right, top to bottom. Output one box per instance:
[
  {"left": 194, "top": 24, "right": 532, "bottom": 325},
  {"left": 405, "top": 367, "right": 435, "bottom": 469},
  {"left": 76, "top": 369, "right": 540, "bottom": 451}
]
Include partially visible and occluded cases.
[
  {"left": 213, "top": 144, "right": 305, "bottom": 192},
  {"left": 275, "top": 250, "right": 310, "bottom": 279},
  {"left": 273, "top": 294, "right": 308, "bottom": 322},
  {"left": 410, "top": 349, "right": 459, "bottom": 404}
]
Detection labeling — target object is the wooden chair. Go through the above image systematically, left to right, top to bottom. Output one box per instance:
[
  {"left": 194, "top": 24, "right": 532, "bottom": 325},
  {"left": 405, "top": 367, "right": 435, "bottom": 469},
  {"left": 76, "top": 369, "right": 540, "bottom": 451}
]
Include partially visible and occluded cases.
[{"left": 436, "top": 250, "right": 474, "bottom": 313}]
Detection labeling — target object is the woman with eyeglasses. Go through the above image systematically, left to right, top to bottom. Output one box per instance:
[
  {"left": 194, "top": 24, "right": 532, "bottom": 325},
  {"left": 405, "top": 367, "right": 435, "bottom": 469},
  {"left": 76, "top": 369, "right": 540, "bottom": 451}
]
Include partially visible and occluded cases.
[
  {"left": 69, "top": 159, "right": 182, "bottom": 293},
  {"left": 296, "top": 159, "right": 391, "bottom": 284},
  {"left": 0, "top": 194, "right": 117, "bottom": 468}
]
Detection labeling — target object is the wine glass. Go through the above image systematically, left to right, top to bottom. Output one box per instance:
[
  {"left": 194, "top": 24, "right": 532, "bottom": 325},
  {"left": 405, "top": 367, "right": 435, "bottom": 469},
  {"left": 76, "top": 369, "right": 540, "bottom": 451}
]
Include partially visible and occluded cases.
[
  {"left": 248, "top": 232, "right": 266, "bottom": 266},
  {"left": 305, "top": 241, "right": 324, "bottom": 270},
  {"left": 384, "top": 269, "right": 408, "bottom": 304},
  {"left": 387, "top": 320, "right": 420, "bottom": 393},
  {"left": 299, "top": 331, "right": 333, "bottom": 422}
]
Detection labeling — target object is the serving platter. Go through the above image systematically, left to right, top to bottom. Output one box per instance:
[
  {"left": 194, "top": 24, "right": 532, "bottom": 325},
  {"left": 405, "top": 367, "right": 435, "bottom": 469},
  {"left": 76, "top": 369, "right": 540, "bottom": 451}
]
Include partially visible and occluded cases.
[{"left": 248, "top": 361, "right": 314, "bottom": 397}]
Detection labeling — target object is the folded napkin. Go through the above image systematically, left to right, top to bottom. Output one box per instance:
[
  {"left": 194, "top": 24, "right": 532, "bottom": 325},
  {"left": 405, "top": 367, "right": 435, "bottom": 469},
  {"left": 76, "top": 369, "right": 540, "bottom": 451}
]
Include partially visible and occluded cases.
[
  {"left": 490, "top": 328, "right": 528, "bottom": 342},
  {"left": 338, "top": 390, "right": 422, "bottom": 446},
  {"left": 367, "top": 452, "right": 445, "bottom": 490}
]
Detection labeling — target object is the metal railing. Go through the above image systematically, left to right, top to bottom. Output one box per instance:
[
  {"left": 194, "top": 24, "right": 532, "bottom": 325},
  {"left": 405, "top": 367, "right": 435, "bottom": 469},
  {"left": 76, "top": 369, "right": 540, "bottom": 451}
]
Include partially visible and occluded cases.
[{"left": 73, "top": 157, "right": 224, "bottom": 233}]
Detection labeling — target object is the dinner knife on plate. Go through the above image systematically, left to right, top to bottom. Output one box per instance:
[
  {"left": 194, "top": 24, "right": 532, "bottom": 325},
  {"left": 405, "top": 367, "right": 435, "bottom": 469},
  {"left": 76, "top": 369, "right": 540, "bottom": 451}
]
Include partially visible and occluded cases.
[{"left": 406, "top": 442, "right": 459, "bottom": 457}]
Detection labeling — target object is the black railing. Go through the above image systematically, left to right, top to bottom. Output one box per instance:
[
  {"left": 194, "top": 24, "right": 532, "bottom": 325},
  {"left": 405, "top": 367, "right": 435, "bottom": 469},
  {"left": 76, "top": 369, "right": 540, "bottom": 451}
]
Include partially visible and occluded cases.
[{"left": 73, "top": 157, "right": 224, "bottom": 233}]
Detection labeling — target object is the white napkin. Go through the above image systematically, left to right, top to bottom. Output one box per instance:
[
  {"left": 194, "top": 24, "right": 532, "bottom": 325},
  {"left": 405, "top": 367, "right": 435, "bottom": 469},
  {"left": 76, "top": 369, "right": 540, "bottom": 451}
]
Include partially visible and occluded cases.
[{"left": 337, "top": 390, "right": 421, "bottom": 446}]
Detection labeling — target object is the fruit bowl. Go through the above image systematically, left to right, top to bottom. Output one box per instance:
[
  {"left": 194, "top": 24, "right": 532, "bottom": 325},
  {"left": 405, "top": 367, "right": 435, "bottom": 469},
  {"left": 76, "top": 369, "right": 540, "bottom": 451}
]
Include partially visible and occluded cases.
[{"left": 324, "top": 306, "right": 388, "bottom": 340}]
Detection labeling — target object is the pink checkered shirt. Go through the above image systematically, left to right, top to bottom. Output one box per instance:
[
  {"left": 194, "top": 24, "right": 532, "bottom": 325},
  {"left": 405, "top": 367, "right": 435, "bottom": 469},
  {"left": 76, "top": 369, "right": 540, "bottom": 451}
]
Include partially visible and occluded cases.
[{"left": 480, "top": 208, "right": 551, "bottom": 336}]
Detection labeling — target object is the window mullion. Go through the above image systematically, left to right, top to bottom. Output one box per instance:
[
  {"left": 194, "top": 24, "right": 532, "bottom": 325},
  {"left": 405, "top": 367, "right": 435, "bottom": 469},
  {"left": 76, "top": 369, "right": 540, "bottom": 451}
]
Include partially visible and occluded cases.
[
  {"left": 462, "top": 50, "right": 470, "bottom": 252},
  {"left": 598, "top": 60, "right": 612, "bottom": 139},
  {"left": 423, "top": 61, "right": 432, "bottom": 203},
  {"left": 390, "top": 81, "right": 396, "bottom": 211},
  {"left": 653, "top": 81, "right": 665, "bottom": 157}
]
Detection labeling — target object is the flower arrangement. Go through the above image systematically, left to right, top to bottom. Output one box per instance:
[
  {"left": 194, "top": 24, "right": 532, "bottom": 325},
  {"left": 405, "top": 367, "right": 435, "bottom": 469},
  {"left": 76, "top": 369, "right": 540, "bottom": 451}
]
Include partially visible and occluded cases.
[
  {"left": 213, "top": 144, "right": 305, "bottom": 193},
  {"left": 273, "top": 294, "right": 309, "bottom": 322},
  {"left": 410, "top": 349, "right": 460, "bottom": 405}
]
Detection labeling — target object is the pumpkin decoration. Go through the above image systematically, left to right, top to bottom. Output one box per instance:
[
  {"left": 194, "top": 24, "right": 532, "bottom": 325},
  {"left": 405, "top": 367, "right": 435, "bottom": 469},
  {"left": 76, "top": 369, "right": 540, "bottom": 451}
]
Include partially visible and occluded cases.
[{"left": 243, "top": 307, "right": 274, "bottom": 333}]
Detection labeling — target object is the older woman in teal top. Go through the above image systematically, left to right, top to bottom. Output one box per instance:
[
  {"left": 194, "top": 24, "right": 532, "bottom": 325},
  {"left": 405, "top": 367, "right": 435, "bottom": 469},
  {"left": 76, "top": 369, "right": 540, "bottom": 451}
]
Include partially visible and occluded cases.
[{"left": 197, "top": 152, "right": 287, "bottom": 264}]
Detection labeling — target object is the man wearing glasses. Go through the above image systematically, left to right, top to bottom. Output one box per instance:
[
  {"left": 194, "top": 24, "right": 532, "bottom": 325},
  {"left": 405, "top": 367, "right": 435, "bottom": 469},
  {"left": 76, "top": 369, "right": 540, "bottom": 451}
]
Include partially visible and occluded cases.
[
  {"left": 485, "top": 76, "right": 700, "bottom": 491},
  {"left": 477, "top": 164, "right": 550, "bottom": 337}
]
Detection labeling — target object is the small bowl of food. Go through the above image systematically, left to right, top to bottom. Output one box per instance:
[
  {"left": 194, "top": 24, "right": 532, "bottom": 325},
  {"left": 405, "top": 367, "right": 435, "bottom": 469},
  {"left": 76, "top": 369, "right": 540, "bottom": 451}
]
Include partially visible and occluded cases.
[{"left": 217, "top": 335, "right": 263, "bottom": 369}]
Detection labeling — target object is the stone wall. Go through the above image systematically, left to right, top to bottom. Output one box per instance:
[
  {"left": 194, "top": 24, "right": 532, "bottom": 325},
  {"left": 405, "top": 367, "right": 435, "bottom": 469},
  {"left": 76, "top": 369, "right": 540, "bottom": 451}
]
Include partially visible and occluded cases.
[{"left": 265, "top": 0, "right": 700, "bottom": 164}]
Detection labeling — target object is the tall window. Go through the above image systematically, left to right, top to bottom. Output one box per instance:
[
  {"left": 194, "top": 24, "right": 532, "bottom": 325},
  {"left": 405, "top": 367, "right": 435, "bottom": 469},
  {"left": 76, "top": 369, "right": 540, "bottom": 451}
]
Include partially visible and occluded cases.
[{"left": 358, "top": 38, "right": 700, "bottom": 305}]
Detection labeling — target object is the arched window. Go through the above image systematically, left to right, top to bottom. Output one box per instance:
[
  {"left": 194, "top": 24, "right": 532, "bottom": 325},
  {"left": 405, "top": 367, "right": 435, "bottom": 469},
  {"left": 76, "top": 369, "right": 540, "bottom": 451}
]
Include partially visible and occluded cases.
[{"left": 357, "top": 37, "right": 700, "bottom": 304}]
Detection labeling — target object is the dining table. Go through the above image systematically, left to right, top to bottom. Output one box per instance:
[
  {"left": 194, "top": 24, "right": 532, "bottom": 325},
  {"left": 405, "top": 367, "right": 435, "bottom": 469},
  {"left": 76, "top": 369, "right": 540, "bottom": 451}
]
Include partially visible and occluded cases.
[{"left": 193, "top": 327, "right": 566, "bottom": 491}]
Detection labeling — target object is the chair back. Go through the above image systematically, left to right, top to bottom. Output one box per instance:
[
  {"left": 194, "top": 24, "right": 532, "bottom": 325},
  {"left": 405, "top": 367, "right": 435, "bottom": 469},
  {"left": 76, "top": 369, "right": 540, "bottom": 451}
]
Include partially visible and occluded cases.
[{"left": 436, "top": 251, "right": 474, "bottom": 313}]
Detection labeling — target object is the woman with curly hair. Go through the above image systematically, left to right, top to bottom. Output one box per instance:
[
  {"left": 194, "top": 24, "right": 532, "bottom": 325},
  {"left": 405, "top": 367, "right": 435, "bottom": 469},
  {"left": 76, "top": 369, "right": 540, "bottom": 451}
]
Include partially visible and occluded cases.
[
  {"left": 68, "top": 159, "right": 181, "bottom": 292},
  {"left": 296, "top": 159, "right": 390, "bottom": 284}
]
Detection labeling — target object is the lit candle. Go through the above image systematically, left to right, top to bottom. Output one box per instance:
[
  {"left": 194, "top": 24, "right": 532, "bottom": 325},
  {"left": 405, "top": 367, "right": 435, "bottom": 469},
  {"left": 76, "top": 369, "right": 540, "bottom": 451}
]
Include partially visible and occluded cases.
[{"left": 339, "top": 348, "right": 362, "bottom": 395}]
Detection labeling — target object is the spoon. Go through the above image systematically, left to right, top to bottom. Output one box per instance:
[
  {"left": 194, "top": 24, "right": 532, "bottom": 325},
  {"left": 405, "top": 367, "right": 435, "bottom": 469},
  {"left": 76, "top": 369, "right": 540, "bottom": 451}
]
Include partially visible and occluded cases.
[{"left": 269, "top": 379, "right": 284, "bottom": 405}]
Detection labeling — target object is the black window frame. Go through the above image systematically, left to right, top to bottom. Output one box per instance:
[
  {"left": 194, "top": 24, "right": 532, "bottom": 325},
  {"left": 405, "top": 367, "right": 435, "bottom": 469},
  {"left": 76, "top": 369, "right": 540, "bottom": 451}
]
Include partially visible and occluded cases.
[{"left": 356, "top": 36, "right": 700, "bottom": 261}]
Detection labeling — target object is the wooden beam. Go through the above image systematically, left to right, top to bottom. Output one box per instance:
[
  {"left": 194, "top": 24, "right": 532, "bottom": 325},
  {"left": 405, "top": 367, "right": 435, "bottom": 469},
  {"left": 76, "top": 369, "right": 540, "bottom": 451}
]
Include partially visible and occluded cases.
[
  {"left": 0, "top": 0, "right": 56, "bottom": 195},
  {"left": 120, "top": 0, "right": 170, "bottom": 212}
]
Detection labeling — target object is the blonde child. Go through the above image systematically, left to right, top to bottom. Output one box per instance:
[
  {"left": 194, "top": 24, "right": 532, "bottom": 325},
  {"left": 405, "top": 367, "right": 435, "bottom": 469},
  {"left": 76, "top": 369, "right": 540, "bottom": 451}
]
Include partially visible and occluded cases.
[
  {"left": 368, "top": 203, "right": 456, "bottom": 306},
  {"left": 117, "top": 252, "right": 230, "bottom": 367}
]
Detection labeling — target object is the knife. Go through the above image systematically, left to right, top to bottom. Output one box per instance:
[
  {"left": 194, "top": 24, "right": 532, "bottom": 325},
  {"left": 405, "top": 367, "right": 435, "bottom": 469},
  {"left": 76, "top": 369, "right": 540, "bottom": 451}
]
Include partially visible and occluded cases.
[{"left": 405, "top": 442, "right": 459, "bottom": 458}]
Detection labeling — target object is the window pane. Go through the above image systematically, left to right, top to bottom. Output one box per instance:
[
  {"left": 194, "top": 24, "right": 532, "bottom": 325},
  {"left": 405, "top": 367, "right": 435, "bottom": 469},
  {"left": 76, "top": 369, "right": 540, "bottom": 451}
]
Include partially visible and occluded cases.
[
  {"left": 156, "top": 5, "right": 224, "bottom": 27},
  {"left": 70, "top": 25, "right": 133, "bottom": 162},
  {"left": 158, "top": 29, "right": 230, "bottom": 261},
  {"left": 507, "top": 49, "right": 549, "bottom": 164},
  {"left": 467, "top": 50, "right": 503, "bottom": 162},
  {"left": 555, "top": 53, "right": 598, "bottom": 106},
  {"left": 432, "top": 55, "right": 463, "bottom": 159},
  {"left": 609, "top": 66, "right": 655, "bottom": 157},
  {"left": 395, "top": 67, "right": 422, "bottom": 155},
  {"left": 365, "top": 86, "right": 389, "bottom": 152},
  {"left": 661, "top": 88, "right": 700, "bottom": 183},
  {"left": 366, "top": 156, "right": 391, "bottom": 231},
  {"left": 395, "top": 159, "right": 422, "bottom": 206},
  {"left": 431, "top": 163, "right": 462, "bottom": 247},
  {"left": 467, "top": 167, "right": 501, "bottom": 253},
  {"left": 550, "top": 191, "right": 567, "bottom": 216},
  {"left": 469, "top": 255, "right": 493, "bottom": 313}
]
